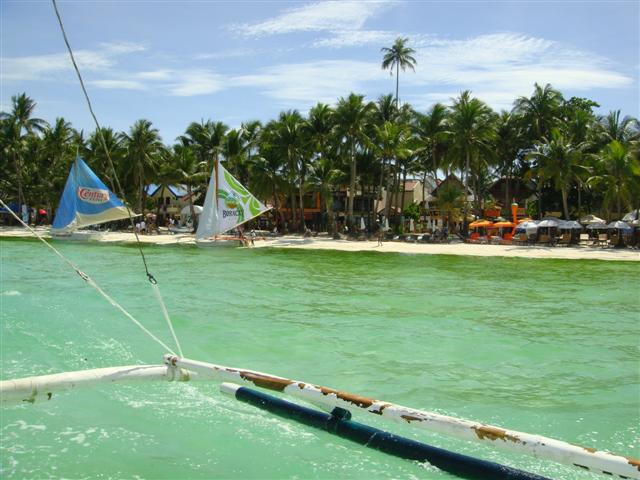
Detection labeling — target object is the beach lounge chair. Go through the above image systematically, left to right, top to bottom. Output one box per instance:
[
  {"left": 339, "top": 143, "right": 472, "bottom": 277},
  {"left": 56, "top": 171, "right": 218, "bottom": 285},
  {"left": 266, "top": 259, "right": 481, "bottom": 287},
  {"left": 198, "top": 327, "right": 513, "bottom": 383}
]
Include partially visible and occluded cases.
[
  {"left": 557, "top": 233, "right": 571, "bottom": 247},
  {"left": 579, "top": 233, "right": 592, "bottom": 246},
  {"left": 597, "top": 233, "right": 609, "bottom": 247},
  {"left": 537, "top": 234, "right": 551, "bottom": 245}
]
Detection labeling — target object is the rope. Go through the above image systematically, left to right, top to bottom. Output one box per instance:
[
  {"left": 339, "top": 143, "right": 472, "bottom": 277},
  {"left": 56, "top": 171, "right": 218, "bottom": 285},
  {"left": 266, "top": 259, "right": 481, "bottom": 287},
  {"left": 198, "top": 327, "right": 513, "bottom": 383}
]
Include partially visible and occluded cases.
[
  {"left": 50, "top": 0, "right": 183, "bottom": 355},
  {"left": 0, "top": 199, "right": 176, "bottom": 355}
]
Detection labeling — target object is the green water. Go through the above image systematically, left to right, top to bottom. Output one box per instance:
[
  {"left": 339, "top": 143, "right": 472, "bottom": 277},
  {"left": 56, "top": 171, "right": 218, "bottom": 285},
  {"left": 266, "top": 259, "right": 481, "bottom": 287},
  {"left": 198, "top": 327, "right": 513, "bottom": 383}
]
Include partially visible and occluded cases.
[{"left": 1, "top": 238, "right": 638, "bottom": 479}]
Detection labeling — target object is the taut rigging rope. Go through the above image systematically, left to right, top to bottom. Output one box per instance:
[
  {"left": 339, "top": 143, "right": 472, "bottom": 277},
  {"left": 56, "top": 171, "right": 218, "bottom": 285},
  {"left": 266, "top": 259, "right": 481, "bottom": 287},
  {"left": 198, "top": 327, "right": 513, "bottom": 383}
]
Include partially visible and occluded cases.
[
  {"left": 46, "top": 0, "right": 183, "bottom": 356},
  {"left": 0, "top": 198, "right": 176, "bottom": 355}
]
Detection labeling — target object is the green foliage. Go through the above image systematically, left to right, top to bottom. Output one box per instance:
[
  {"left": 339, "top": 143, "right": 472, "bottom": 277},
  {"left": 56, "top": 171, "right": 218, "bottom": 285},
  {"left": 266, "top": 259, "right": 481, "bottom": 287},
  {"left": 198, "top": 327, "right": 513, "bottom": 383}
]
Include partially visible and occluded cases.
[{"left": 403, "top": 202, "right": 421, "bottom": 221}]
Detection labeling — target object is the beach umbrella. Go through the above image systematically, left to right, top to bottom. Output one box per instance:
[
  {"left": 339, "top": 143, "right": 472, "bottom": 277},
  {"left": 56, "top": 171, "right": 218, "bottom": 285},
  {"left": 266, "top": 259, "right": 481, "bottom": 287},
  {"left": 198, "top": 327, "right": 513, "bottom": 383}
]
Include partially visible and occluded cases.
[
  {"left": 180, "top": 205, "right": 203, "bottom": 216},
  {"left": 622, "top": 210, "right": 639, "bottom": 222},
  {"left": 580, "top": 214, "right": 605, "bottom": 225},
  {"left": 542, "top": 215, "right": 561, "bottom": 222},
  {"left": 409, "top": 218, "right": 415, "bottom": 232},
  {"left": 538, "top": 218, "right": 561, "bottom": 228},
  {"left": 469, "top": 219, "right": 493, "bottom": 228},
  {"left": 559, "top": 220, "right": 582, "bottom": 230},
  {"left": 606, "top": 220, "right": 631, "bottom": 230},
  {"left": 493, "top": 221, "right": 515, "bottom": 228},
  {"left": 586, "top": 222, "right": 607, "bottom": 230}
]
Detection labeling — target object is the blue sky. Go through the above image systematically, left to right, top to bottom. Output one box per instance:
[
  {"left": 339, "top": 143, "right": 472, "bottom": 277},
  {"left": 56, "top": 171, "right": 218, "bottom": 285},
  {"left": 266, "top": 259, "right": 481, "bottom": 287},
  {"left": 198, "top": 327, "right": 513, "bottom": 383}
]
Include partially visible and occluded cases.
[{"left": 2, "top": 1, "right": 638, "bottom": 143}]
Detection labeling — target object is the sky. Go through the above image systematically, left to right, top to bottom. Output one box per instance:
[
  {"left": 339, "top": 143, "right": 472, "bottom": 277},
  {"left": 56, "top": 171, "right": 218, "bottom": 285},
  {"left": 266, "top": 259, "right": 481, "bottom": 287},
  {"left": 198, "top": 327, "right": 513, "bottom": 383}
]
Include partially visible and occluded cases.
[{"left": 1, "top": 0, "right": 638, "bottom": 143}]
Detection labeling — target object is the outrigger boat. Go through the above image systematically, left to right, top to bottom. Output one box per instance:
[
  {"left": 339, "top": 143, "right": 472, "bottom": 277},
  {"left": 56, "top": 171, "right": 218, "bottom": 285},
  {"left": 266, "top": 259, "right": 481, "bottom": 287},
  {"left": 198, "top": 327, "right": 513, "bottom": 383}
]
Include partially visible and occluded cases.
[
  {"left": 3, "top": 3, "right": 638, "bottom": 479},
  {"left": 195, "top": 159, "right": 270, "bottom": 247}
]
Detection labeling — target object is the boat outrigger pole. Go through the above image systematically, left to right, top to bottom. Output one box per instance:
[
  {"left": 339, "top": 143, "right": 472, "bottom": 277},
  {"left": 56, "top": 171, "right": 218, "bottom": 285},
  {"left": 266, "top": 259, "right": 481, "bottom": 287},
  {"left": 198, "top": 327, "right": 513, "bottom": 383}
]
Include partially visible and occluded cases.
[{"left": 166, "top": 355, "right": 640, "bottom": 480}]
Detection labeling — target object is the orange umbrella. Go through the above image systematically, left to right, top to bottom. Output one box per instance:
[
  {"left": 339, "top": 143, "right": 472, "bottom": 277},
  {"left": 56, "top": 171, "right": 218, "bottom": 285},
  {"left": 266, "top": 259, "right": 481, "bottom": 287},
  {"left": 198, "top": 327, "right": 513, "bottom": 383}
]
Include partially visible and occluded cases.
[
  {"left": 469, "top": 220, "right": 493, "bottom": 228},
  {"left": 494, "top": 221, "right": 515, "bottom": 228}
]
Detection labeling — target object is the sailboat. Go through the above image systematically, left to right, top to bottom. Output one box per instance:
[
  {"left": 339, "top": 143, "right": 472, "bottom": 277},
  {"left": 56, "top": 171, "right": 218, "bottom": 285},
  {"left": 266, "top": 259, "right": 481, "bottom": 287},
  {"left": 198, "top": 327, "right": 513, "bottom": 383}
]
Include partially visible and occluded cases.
[
  {"left": 51, "top": 156, "right": 137, "bottom": 238},
  {"left": 195, "top": 159, "right": 270, "bottom": 246}
]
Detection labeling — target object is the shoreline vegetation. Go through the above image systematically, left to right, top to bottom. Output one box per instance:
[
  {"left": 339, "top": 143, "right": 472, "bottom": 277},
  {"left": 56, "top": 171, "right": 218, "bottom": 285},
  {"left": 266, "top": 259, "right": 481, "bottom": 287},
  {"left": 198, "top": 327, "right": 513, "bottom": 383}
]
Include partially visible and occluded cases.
[
  {"left": 2, "top": 38, "right": 638, "bottom": 239},
  {"left": 2, "top": 226, "right": 638, "bottom": 262}
]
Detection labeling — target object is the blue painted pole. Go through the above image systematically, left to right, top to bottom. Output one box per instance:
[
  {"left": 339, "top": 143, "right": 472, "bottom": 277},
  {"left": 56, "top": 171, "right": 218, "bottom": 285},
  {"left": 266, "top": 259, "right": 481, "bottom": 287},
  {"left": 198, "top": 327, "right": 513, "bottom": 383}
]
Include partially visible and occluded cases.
[{"left": 221, "top": 383, "right": 549, "bottom": 480}]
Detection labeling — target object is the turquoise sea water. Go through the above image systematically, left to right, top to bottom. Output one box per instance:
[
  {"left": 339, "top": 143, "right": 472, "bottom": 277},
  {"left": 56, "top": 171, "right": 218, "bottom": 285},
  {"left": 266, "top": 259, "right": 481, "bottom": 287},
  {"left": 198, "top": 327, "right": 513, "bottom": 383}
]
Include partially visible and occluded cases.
[{"left": 1, "top": 238, "right": 638, "bottom": 479}]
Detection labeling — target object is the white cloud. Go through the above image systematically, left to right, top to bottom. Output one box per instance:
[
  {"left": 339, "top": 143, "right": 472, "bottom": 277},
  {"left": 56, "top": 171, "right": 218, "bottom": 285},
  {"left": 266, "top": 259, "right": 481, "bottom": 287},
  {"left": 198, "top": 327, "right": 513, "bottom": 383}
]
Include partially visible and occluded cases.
[
  {"left": 233, "top": 0, "right": 396, "bottom": 36},
  {"left": 313, "top": 29, "right": 398, "bottom": 48},
  {"left": 403, "top": 33, "right": 633, "bottom": 111},
  {"left": 1, "top": 43, "right": 146, "bottom": 82},
  {"left": 233, "top": 60, "right": 383, "bottom": 105},
  {"left": 135, "top": 70, "right": 173, "bottom": 80},
  {"left": 166, "top": 70, "right": 225, "bottom": 96},
  {"left": 89, "top": 79, "right": 146, "bottom": 90}
]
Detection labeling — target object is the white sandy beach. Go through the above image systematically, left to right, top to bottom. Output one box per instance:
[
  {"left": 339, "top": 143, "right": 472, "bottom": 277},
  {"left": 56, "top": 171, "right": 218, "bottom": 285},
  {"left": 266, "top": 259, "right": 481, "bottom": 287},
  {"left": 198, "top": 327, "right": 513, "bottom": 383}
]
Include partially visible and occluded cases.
[{"left": 1, "top": 226, "right": 638, "bottom": 261}]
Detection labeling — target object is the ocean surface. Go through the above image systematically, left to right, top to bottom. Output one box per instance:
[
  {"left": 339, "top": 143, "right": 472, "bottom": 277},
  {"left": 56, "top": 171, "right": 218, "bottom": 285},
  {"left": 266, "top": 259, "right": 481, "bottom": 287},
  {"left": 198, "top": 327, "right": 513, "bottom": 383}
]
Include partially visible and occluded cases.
[{"left": 1, "top": 238, "right": 638, "bottom": 479}]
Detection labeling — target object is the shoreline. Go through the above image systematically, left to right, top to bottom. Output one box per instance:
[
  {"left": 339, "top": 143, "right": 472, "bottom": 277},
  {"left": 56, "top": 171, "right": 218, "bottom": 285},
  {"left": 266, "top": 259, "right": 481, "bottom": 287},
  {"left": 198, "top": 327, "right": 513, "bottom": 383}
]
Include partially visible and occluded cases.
[{"left": 1, "top": 226, "right": 638, "bottom": 261}]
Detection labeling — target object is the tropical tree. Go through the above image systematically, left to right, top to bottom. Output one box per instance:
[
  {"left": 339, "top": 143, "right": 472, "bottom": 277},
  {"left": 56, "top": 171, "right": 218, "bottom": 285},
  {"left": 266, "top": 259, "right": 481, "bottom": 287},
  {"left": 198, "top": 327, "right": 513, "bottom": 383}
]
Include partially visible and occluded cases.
[
  {"left": 381, "top": 37, "right": 417, "bottom": 108},
  {"left": 512, "top": 83, "right": 563, "bottom": 141},
  {"left": 447, "top": 91, "right": 496, "bottom": 233},
  {"left": 2, "top": 93, "right": 46, "bottom": 208},
  {"left": 334, "top": 93, "right": 373, "bottom": 229},
  {"left": 413, "top": 103, "right": 448, "bottom": 201},
  {"left": 595, "top": 110, "right": 640, "bottom": 145},
  {"left": 121, "top": 119, "right": 164, "bottom": 212},
  {"left": 527, "top": 129, "right": 589, "bottom": 219},
  {"left": 589, "top": 140, "right": 640, "bottom": 219},
  {"left": 170, "top": 142, "right": 208, "bottom": 228},
  {"left": 308, "top": 156, "right": 343, "bottom": 233}
]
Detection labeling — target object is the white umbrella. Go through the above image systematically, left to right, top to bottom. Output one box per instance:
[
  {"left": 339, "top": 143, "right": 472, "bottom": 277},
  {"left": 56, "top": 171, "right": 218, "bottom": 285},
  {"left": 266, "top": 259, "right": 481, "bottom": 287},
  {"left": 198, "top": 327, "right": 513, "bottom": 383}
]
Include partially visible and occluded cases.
[
  {"left": 181, "top": 205, "right": 203, "bottom": 216},
  {"left": 622, "top": 210, "right": 639, "bottom": 222},
  {"left": 580, "top": 214, "right": 605, "bottom": 225},
  {"left": 409, "top": 218, "right": 415, "bottom": 232},
  {"left": 539, "top": 219, "right": 560, "bottom": 228},
  {"left": 559, "top": 220, "right": 582, "bottom": 230},
  {"left": 606, "top": 220, "right": 631, "bottom": 230},
  {"left": 586, "top": 222, "right": 607, "bottom": 230}
]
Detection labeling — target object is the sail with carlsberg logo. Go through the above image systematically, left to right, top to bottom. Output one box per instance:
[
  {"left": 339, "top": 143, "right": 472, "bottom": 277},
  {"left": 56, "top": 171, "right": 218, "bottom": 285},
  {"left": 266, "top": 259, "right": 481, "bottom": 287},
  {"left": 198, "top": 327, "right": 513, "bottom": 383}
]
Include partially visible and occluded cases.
[
  {"left": 51, "top": 157, "right": 134, "bottom": 234},
  {"left": 196, "top": 160, "right": 270, "bottom": 240}
]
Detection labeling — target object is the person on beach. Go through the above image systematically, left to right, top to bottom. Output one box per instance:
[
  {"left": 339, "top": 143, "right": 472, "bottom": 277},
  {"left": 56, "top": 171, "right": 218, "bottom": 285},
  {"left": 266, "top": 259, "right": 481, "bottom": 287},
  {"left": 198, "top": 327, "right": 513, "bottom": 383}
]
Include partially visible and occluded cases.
[
  {"left": 376, "top": 223, "right": 384, "bottom": 246},
  {"left": 249, "top": 229, "right": 256, "bottom": 246}
]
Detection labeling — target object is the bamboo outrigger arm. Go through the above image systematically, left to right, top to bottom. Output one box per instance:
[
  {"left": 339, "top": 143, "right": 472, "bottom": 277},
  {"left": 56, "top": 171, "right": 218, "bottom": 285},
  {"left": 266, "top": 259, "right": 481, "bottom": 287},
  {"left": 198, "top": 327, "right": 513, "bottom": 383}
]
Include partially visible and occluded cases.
[
  {"left": 165, "top": 355, "right": 640, "bottom": 480},
  {"left": 2, "top": 357, "right": 638, "bottom": 479},
  {"left": 0, "top": 364, "right": 193, "bottom": 406}
]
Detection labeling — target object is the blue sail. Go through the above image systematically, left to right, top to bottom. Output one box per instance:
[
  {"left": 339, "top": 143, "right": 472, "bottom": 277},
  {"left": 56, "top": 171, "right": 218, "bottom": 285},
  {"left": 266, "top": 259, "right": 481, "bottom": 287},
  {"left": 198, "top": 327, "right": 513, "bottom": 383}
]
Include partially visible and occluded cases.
[{"left": 52, "top": 157, "right": 133, "bottom": 233}]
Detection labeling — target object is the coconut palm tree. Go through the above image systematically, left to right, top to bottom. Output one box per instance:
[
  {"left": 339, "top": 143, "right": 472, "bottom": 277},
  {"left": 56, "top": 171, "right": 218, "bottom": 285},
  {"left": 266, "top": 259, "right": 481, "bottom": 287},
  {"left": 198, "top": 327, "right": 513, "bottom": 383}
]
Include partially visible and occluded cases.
[
  {"left": 381, "top": 37, "right": 417, "bottom": 108},
  {"left": 512, "top": 83, "right": 563, "bottom": 141},
  {"left": 448, "top": 91, "right": 496, "bottom": 234},
  {"left": 3, "top": 93, "right": 46, "bottom": 208},
  {"left": 334, "top": 93, "right": 373, "bottom": 229},
  {"left": 413, "top": 103, "right": 448, "bottom": 204},
  {"left": 595, "top": 110, "right": 640, "bottom": 145},
  {"left": 121, "top": 119, "right": 164, "bottom": 213},
  {"left": 527, "top": 129, "right": 589, "bottom": 219},
  {"left": 588, "top": 140, "right": 640, "bottom": 220},
  {"left": 170, "top": 142, "right": 208, "bottom": 228},
  {"left": 308, "top": 156, "right": 343, "bottom": 233}
]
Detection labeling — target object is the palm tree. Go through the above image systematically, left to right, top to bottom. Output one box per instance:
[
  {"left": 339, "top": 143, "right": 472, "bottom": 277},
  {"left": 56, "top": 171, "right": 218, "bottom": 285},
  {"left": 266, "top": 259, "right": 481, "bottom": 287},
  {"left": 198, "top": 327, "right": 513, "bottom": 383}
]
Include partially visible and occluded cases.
[
  {"left": 381, "top": 37, "right": 417, "bottom": 108},
  {"left": 512, "top": 83, "right": 563, "bottom": 141},
  {"left": 448, "top": 91, "right": 496, "bottom": 234},
  {"left": 3, "top": 93, "right": 46, "bottom": 208},
  {"left": 334, "top": 93, "right": 373, "bottom": 229},
  {"left": 413, "top": 103, "right": 448, "bottom": 201},
  {"left": 595, "top": 110, "right": 640, "bottom": 145},
  {"left": 40, "top": 118, "right": 73, "bottom": 220},
  {"left": 121, "top": 119, "right": 164, "bottom": 212},
  {"left": 88, "top": 127, "right": 123, "bottom": 191},
  {"left": 527, "top": 129, "right": 588, "bottom": 219},
  {"left": 588, "top": 140, "right": 640, "bottom": 220},
  {"left": 170, "top": 142, "right": 208, "bottom": 228},
  {"left": 309, "top": 156, "right": 343, "bottom": 234},
  {"left": 436, "top": 184, "right": 464, "bottom": 233}
]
